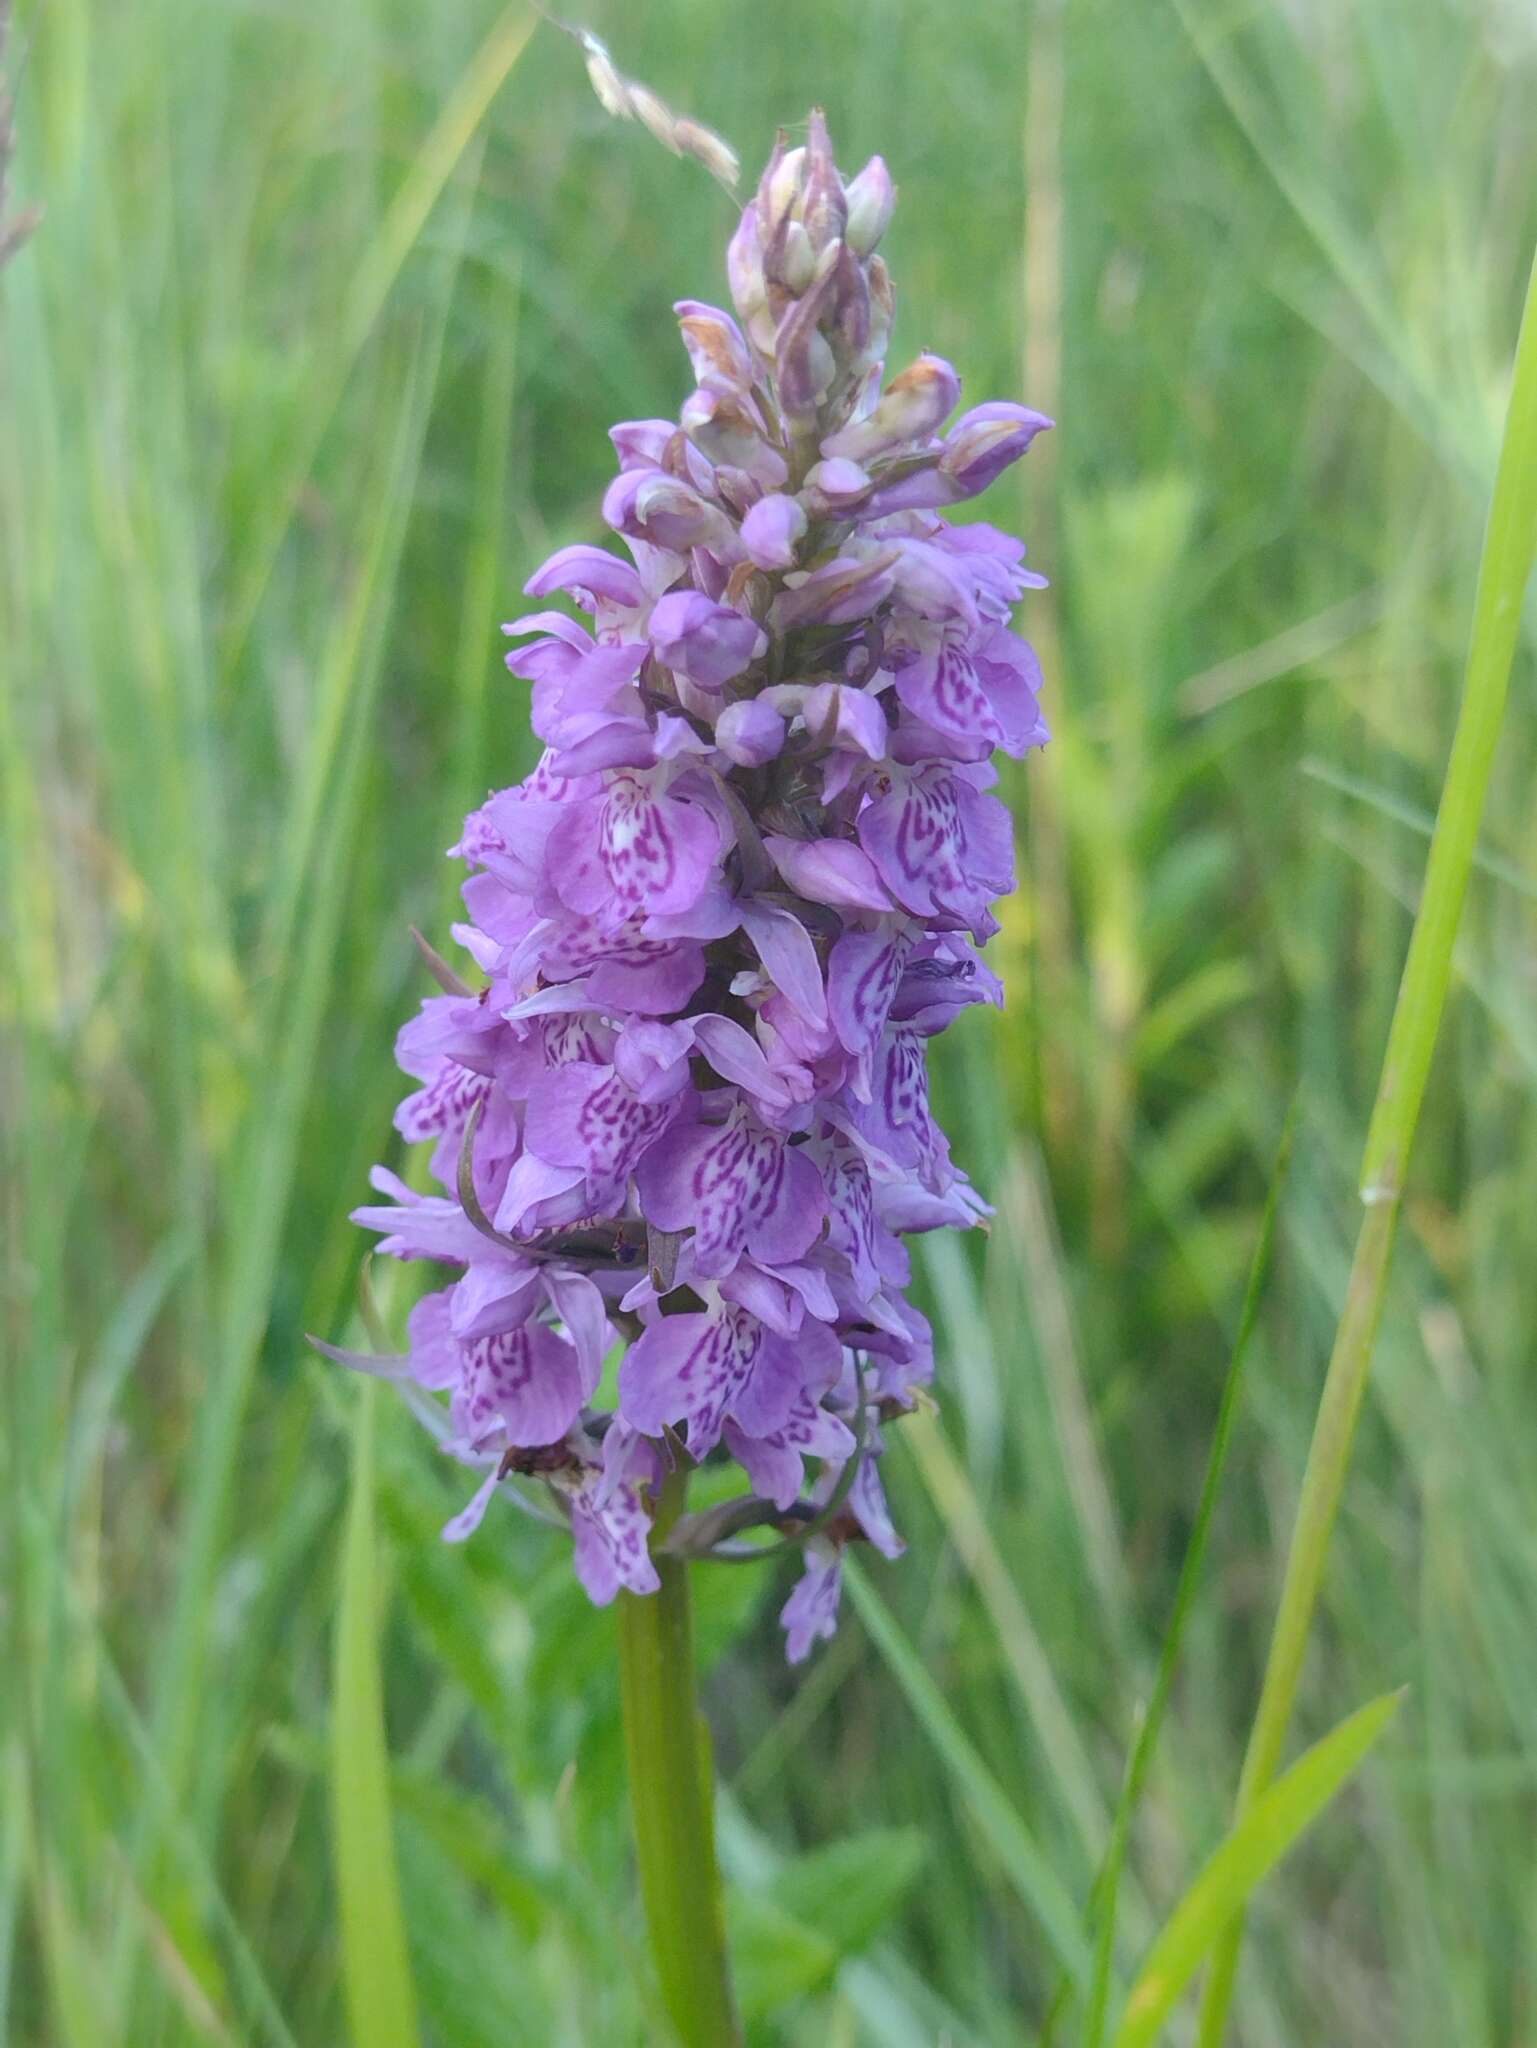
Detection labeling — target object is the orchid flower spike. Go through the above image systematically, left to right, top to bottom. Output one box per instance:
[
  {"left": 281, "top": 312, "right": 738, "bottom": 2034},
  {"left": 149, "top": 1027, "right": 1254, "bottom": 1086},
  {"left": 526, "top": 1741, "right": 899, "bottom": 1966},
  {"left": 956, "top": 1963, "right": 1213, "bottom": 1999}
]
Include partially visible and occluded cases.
[{"left": 341, "top": 111, "right": 1053, "bottom": 1659}]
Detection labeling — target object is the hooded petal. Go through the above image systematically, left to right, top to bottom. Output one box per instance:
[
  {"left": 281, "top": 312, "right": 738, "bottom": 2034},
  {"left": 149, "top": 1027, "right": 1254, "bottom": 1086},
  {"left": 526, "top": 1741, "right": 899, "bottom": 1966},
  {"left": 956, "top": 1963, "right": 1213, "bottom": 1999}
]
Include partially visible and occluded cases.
[
  {"left": 524, "top": 543, "right": 645, "bottom": 611},
  {"left": 648, "top": 589, "right": 766, "bottom": 688}
]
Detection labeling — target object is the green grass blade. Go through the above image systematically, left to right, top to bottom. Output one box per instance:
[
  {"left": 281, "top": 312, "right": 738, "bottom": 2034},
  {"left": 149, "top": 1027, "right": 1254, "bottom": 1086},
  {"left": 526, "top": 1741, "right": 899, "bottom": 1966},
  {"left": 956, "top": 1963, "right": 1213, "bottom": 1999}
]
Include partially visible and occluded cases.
[
  {"left": 1167, "top": 0, "right": 1454, "bottom": 463},
  {"left": 225, "top": 5, "right": 538, "bottom": 652},
  {"left": 1197, "top": 242, "right": 1537, "bottom": 2044},
  {"left": 1358, "top": 252, "right": 1537, "bottom": 1203},
  {"left": 147, "top": 300, "right": 451, "bottom": 1828},
  {"left": 1299, "top": 759, "right": 1537, "bottom": 903},
  {"left": 1082, "top": 1104, "right": 1297, "bottom": 2047},
  {"left": 330, "top": 1382, "right": 421, "bottom": 2048},
  {"left": 901, "top": 1405, "right": 1108, "bottom": 1867},
  {"left": 843, "top": 1562, "right": 1092, "bottom": 1990},
  {"left": 91, "top": 1654, "right": 301, "bottom": 2048},
  {"left": 1114, "top": 1690, "right": 1403, "bottom": 2048},
  {"left": 33, "top": 1865, "right": 115, "bottom": 2048}
]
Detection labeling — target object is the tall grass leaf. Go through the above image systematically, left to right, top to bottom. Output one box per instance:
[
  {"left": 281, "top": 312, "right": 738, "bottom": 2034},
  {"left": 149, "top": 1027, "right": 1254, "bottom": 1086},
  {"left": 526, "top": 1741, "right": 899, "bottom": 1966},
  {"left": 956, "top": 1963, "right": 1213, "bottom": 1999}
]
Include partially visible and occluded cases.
[
  {"left": 1167, "top": 0, "right": 1455, "bottom": 464},
  {"left": 226, "top": 5, "right": 538, "bottom": 650},
  {"left": 150, "top": 305, "right": 450, "bottom": 1821},
  {"left": 1300, "top": 757, "right": 1537, "bottom": 903},
  {"left": 1082, "top": 1104, "right": 1297, "bottom": 2047},
  {"left": 1005, "top": 1150, "right": 1132, "bottom": 1638},
  {"left": 59, "top": 1232, "right": 192, "bottom": 1517},
  {"left": 330, "top": 1382, "right": 421, "bottom": 2048},
  {"left": 900, "top": 1407, "right": 1108, "bottom": 1867},
  {"left": 843, "top": 1562, "right": 1092, "bottom": 1989},
  {"left": 92, "top": 1653, "right": 302, "bottom": 2048},
  {"left": 1112, "top": 1689, "right": 1403, "bottom": 2048},
  {"left": 0, "top": 1745, "right": 22, "bottom": 2037},
  {"left": 35, "top": 1876, "right": 114, "bottom": 2048}
]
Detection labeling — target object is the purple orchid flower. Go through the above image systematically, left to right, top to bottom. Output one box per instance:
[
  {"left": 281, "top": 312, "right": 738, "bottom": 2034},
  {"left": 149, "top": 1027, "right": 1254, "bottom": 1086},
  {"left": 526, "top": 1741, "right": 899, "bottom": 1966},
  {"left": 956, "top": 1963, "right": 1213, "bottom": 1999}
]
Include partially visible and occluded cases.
[{"left": 340, "top": 112, "right": 1051, "bottom": 1659}]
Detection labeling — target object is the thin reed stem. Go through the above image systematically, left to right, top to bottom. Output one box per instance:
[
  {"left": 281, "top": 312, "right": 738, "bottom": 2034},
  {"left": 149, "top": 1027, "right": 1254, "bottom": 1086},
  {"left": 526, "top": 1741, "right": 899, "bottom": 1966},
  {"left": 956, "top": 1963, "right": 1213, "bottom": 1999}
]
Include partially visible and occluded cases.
[{"left": 1197, "top": 243, "right": 1537, "bottom": 2046}]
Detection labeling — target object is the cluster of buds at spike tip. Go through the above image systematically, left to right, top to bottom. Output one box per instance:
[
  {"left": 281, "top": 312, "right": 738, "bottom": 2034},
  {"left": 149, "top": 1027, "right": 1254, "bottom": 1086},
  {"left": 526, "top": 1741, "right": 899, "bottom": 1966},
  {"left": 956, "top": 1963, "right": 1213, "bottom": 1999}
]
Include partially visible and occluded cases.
[
  {"left": 726, "top": 111, "right": 901, "bottom": 453},
  {"left": 335, "top": 112, "right": 1052, "bottom": 1660}
]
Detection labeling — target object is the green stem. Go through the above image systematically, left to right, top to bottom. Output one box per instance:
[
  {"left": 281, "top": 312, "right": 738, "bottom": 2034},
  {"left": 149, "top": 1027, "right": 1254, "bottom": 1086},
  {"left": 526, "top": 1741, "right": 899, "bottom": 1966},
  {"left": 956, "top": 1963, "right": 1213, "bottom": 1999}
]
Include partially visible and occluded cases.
[
  {"left": 1197, "top": 244, "right": 1537, "bottom": 2047},
  {"left": 618, "top": 1462, "right": 742, "bottom": 2048}
]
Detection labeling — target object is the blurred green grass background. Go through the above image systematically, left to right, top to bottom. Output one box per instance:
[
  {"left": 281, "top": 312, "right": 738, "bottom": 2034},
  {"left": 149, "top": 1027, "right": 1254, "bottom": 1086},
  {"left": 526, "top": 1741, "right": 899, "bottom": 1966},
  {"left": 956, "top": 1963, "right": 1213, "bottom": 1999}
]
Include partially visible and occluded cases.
[{"left": 5, "top": 0, "right": 1537, "bottom": 2042}]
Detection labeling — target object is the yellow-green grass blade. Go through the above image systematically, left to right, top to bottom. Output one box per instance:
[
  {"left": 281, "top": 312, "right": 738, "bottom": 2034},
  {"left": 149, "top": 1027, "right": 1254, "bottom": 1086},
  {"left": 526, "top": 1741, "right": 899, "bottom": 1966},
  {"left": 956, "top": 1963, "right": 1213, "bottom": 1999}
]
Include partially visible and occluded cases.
[
  {"left": 225, "top": 5, "right": 538, "bottom": 654},
  {"left": 149, "top": 293, "right": 455, "bottom": 1804},
  {"left": 1080, "top": 1105, "right": 1297, "bottom": 2047},
  {"left": 330, "top": 1382, "right": 421, "bottom": 2048},
  {"left": 844, "top": 1562, "right": 1092, "bottom": 1990},
  {"left": 1114, "top": 1690, "right": 1403, "bottom": 2048}
]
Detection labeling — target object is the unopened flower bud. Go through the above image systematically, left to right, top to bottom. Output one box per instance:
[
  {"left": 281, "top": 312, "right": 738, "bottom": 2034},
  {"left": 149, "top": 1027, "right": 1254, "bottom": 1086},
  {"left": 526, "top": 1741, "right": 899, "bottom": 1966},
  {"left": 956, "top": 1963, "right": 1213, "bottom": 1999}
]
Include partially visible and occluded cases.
[
  {"left": 798, "top": 110, "right": 847, "bottom": 253},
  {"left": 763, "top": 142, "right": 805, "bottom": 233},
  {"left": 843, "top": 156, "right": 895, "bottom": 257},
  {"left": 727, "top": 207, "right": 770, "bottom": 334},
  {"left": 779, "top": 219, "right": 816, "bottom": 292},
  {"left": 829, "top": 242, "right": 872, "bottom": 365},
  {"left": 858, "top": 255, "right": 895, "bottom": 376},
  {"left": 775, "top": 274, "right": 839, "bottom": 420},
  {"left": 674, "top": 300, "right": 755, "bottom": 390},
  {"left": 822, "top": 353, "right": 960, "bottom": 461},
  {"left": 681, "top": 383, "right": 786, "bottom": 484},
  {"left": 938, "top": 402, "right": 1054, "bottom": 495},
  {"left": 803, "top": 456, "right": 873, "bottom": 511},
  {"left": 604, "top": 470, "right": 741, "bottom": 557},
  {"left": 741, "top": 492, "right": 808, "bottom": 569},
  {"left": 888, "top": 538, "right": 979, "bottom": 624},
  {"left": 772, "top": 549, "right": 898, "bottom": 628},
  {"left": 648, "top": 589, "right": 766, "bottom": 688},
  {"left": 797, "top": 681, "right": 889, "bottom": 759},
  {"left": 714, "top": 697, "right": 787, "bottom": 766},
  {"left": 765, "top": 833, "right": 893, "bottom": 913}
]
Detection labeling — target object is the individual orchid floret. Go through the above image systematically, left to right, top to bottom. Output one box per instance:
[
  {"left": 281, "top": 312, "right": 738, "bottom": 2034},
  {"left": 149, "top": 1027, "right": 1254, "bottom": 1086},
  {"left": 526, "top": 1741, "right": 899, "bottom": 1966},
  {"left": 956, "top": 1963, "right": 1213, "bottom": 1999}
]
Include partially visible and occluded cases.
[
  {"left": 333, "top": 111, "right": 1051, "bottom": 1662},
  {"left": 648, "top": 590, "right": 767, "bottom": 688}
]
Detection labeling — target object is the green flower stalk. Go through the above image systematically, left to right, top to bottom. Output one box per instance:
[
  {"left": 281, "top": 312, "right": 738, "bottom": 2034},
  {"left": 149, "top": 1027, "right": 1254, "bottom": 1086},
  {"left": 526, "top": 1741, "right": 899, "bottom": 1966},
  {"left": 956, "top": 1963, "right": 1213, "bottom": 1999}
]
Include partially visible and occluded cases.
[{"left": 330, "top": 102, "right": 1052, "bottom": 2038}]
